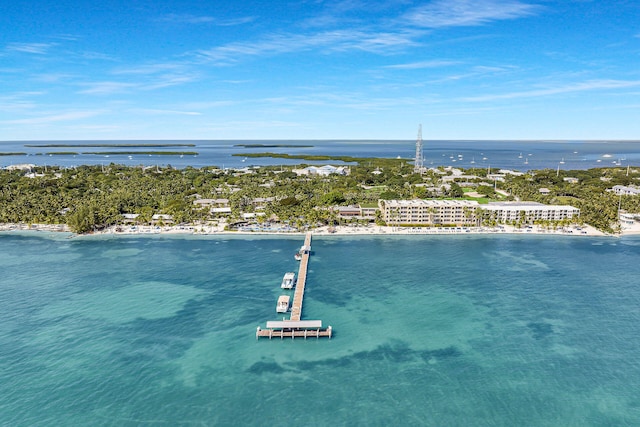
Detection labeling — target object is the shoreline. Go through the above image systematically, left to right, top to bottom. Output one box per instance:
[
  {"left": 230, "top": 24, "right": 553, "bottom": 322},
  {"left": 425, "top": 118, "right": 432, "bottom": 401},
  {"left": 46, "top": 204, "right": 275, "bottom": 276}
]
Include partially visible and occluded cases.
[{"left": 2, "top": 222, "right": 629, "bottom": 237}]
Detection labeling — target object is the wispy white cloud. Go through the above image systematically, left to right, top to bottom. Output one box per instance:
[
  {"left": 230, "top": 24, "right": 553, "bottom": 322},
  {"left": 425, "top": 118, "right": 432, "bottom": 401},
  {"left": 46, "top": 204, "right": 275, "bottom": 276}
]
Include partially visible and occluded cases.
[
  {"left": 299, "top": 0, "right": 371, "bottom": 28},
  {"left": 300, "top": 0, "right": 411, "bottom": 28},
  {"left": 404, "top": 0, "right": 539, "bottom": 28},
  {"left": 189, "top": 1, "right": 536, "bottom": 66},
  {"left": 190, "top": 1, "right": 532, "bottom": 67},
  {"left": 156, "top": 14, "right": 255, "bottom": 26},
  {"left": 210, "top": 16, "right": 256, "bottom": 26},
  {"left": 195, "top": 29, "right": 420, "bottom": 64},
  {"left": 51, "top": 34, "right": 80, "bottom": 41},
  {"left": 6, "top": 42, "right": 57, "bottom": 54},
  {"left": 78, "top": 51, "right": 118, "bottom": 61},
  {"left": 384, "top": 60, "right": 460, "bottom": 69},
  {"left": 110, "top": 63, "right": 199, "bottom": 89},
  {"left": 112, "top": 63, "right": 186, "bottom": 75},
  {"left": 422, "top": 64, "right": 518, "bottom": 83},
  {"left": 472, "top": 65, "right": 516, "bottom": 73},
  {"left": 76, "top": 71, "right": 197, "bottom": 95},
  {"left": 32, "top": 73, "right": 77, "bottom": 83},
  {"left": 142, "top": 74, "right": 198, "bottom": 90},
  {"left": 222, "top": 79, "right": 252, "bottom": 85},
  {"left": 462, "top": 79, "right": 640, "bottom": 102},
  {"left": 77, "top": 82, "right": 138, "bottom": 95},
  {"left": 0, "top": 91, "right": 44, "bottom": 112},
  {"left": 0, "top": 91, "right": 45, "bottom": 100},
  {"left": 259, "top": 91, "right": 431, "bottom": 111},
  {"left": 0, "top": 100, "right": 38, "bottom": 112},
  {"left": 181, "top": 100, "right": 240, "bottom": 109},
  {"left": 427, "top": 106, "right": 506, "bottom": 116},
  {"left": 129, "top": 108, "right": 202, "bottom": 116},
  {"left": 3, "top": 111, "right": 102, "bottom": 125},
  {"left": 206, "top": 120, "right": 304, "bottom": 131},
  {"left": 66, "top": 124, "right": 123, "bottom": 132}
]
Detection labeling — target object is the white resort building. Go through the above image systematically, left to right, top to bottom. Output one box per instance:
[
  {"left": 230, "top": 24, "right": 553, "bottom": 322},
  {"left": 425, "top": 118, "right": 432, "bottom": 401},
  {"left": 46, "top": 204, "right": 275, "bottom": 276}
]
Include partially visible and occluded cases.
[
  {"left": 293, "top": 165, "right": 349, "bottom": 176},
  {"left": 609, "top": 185, "right": 640, "bottom": 196},
  {"left": 379, "top": 199, "right": 580, "bottom": 226},
  {"left": 481, "top": 202, "right": 580, "bottom": 223}
]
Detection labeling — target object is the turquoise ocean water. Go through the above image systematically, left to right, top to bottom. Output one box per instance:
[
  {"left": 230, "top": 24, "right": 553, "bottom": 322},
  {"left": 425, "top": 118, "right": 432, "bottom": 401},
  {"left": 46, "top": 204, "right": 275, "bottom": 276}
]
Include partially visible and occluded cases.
[{"left": 2, "top": 232, "right": 640, "bottom": 426}]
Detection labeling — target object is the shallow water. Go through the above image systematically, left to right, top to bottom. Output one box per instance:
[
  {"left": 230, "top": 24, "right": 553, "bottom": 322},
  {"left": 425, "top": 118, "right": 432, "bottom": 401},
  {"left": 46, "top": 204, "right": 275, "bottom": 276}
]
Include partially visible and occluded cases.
[{"left": 1, "top": 233, "right": 640, "bottom": 426}]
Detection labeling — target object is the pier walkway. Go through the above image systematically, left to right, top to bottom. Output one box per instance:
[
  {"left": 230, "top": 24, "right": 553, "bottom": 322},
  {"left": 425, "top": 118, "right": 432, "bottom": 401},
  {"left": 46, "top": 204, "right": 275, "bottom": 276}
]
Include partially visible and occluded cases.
[
  {"left": 290, "top": 231, "right": 311, "bottom": 321},
  {"left": 256, "top": 232, "right": 332, "bottom": 339}
]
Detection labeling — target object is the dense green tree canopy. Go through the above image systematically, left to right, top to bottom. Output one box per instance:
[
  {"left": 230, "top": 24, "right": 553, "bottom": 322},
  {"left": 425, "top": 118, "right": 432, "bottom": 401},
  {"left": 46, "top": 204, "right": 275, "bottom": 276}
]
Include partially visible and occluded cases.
[{"left": 0, "top": 163, "right": 637, "bottom": 234}]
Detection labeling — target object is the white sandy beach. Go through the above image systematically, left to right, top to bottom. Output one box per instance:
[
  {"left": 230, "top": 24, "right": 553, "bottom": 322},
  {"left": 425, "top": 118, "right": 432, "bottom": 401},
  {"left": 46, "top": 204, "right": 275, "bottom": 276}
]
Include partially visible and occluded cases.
[
  {"left": 619, "top": 220, "right": 640, "bottom": 235},
  {"left": 3, "top": 221, "right": 637, "bottom": 237},
  {"left": 312, "top": 224, "right": 608, "bottom": 236}
]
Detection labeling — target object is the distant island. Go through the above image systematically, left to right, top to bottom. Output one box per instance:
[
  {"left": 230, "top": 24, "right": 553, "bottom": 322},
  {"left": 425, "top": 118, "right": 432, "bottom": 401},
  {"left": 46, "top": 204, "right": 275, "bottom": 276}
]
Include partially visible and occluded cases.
[
  {"left": 24, "top": 143, "right": 196, "bottom": 148},
  {"left": 234, "top": 144, "right": 314, "bottom": 148},
  {"left": 31, "top": 151, "right": 198, "bottom": 156},
  {"left": 80, "top": 151, "right": 198, "bottom": 156},
  {"left": 232, "top": 152, "right": 409, "bottom": 165}
]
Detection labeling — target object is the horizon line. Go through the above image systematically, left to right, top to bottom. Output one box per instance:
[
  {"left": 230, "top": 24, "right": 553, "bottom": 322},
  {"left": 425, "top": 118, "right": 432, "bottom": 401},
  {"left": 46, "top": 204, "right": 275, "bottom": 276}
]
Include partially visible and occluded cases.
[{"left": 3, "top": 139, "right": 640, "bottom": 143}]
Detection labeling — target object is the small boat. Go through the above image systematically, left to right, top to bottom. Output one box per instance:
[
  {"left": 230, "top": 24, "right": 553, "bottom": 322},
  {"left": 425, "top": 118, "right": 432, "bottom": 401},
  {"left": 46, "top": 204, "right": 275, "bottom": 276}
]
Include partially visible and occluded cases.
[
  {"left": 294, "top": 244, "right": 310, "bottom": 261},
  {"left": 281, "top": 272, "right": 296, "bottom": 289},
  {"left": 276, "top": 295, "right": 290, "bottom": 313}
]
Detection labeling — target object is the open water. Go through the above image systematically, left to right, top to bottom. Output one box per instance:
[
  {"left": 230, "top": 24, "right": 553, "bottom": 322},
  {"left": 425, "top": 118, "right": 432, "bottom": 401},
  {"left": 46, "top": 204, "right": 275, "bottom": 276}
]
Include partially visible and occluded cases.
[
  {"left": 2, "top": 139, "right": 640, "bottom": 171},
  {"left": 2, "top": 232, "right": 640, "bottom": 426}
]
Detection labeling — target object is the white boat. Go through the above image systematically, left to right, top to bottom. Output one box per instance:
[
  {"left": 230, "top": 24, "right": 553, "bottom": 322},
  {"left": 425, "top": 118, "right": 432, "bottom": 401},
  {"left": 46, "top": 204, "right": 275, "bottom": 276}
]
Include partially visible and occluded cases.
[
  {"left": 294, "top": 244, "right": 310, "bottom": 261},
  {"left": 281, "top": 272, "right": 296, "bottom": 289},
  {"left": 276, "top": 295, "right": 290, "bottom": 313}
]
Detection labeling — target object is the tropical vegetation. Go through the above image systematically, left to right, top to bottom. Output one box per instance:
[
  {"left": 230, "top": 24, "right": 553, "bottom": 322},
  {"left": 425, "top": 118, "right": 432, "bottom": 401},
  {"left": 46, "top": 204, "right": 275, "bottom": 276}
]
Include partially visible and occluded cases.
[{"left": 1, "top": 161, "right": 638, "bottom": 234}]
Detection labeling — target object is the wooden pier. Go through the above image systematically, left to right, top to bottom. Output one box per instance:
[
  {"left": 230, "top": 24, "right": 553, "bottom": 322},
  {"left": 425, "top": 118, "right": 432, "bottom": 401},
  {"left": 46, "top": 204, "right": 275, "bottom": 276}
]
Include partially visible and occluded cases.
[
  {"left": 290, "top": 231, "right": 311, "bottom": 321},
  {"left": 256, "top": 232, "right": 333, "bottom": 339}
]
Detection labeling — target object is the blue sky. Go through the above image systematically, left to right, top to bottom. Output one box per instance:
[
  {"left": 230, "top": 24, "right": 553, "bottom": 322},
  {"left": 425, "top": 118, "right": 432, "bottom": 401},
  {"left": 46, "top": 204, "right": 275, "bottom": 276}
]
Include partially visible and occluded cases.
[{"left": 1, "top": 0, "right": 639, "bottom": 140}]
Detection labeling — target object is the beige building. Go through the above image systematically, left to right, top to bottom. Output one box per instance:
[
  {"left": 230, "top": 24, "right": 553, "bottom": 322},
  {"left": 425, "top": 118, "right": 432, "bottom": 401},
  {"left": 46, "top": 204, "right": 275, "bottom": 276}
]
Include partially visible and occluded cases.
[
  {"left": 379, "top": 199, "right": 480, "bottom": 226},
  {"left": 333, "top": 205, "right": 378, "bottom": 221}
]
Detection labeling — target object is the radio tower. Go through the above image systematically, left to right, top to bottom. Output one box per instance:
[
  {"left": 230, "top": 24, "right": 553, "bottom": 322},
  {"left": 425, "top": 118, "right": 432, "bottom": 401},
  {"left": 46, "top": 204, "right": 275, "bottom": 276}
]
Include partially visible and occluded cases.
[{"left": 414, "top": 124, "right": 424, "bottom": 173}]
